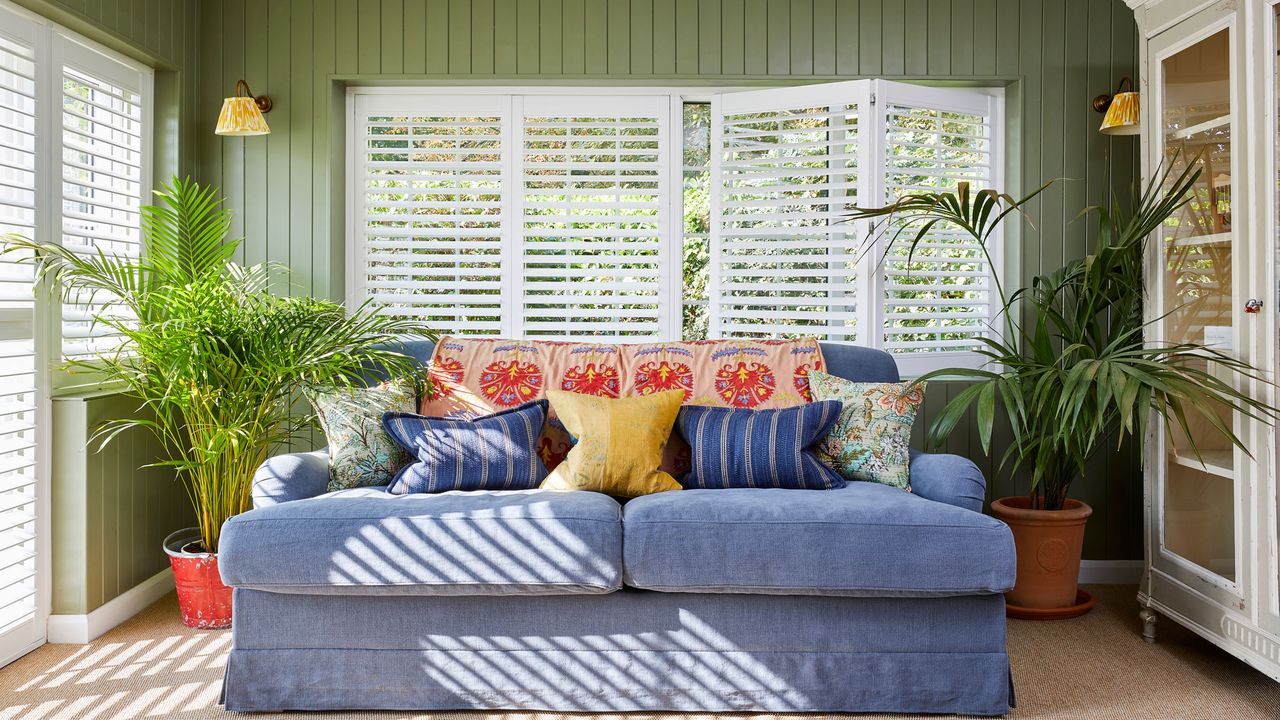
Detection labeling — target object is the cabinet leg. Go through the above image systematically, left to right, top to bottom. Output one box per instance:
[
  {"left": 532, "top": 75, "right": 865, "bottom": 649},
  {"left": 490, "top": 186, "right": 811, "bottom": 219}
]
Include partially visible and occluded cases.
[{"left": 1139, "top": 608, "right": 1158, "bottom": 643}]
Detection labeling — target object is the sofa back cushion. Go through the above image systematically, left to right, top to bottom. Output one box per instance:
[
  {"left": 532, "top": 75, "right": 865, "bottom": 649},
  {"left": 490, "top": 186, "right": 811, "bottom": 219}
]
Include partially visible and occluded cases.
[{"left": 419, "top": 337, "right": 826, "bottom": 473}]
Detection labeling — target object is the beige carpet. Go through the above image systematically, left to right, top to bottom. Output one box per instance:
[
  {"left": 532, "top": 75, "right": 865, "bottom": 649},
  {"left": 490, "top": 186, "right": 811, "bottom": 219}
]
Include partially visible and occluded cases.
[{"left": 0, "top": 585, "right": 1277, "bottom": 719}]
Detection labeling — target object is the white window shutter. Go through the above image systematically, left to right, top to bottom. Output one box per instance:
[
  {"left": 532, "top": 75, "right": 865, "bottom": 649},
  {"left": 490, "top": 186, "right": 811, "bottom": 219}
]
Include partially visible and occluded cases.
[
  {"left": 0, "top": 9, "right": 41, "bottom": 657},
  {"left": 0, "top": 27, "right": 38, "bottom": 311},
  {"left": 55, "top": 37, "right": 149, "bottom": 360},
  {"left": 875, "top": 80, "right": 1002, "bottom": 371},
  {"left": 710, "top": 81, "right": 872, "bottom": 342},
  {"left": 353, "top": 95, "right": 511, "bottom": 335},
  {"left": 517, "top": 95, "right": 674, "bottom": 339}
]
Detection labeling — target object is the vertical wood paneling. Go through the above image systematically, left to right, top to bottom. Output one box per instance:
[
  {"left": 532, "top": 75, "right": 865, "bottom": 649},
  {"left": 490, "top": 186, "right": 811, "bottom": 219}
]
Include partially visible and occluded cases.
[
  {"left": 189, "top": 0, "right": 1142, "bottom": 560},
  {"left": 243, "top": 0, "right": 269, "bottom": 268},
  {"left": 266, "top": 0, "right": 291, "bottom": 270},
  {"left": 313, "top": 0, "right": 336, "bottom": 300},
  {"left": 336, "top": 0, "right": 360, "bottom": 73},
  {"left": 358, "top": 0, "right": 381, "bottom": 73},
  {"left": 381, "top": 0, "right": 404, "bottom": 73},
  {"left": 403, "top": 0, "right": 427, "bottom": 74},
  {"left": 427, "top": 0, "right": 450, "bottom": 73},
  {"left": 451, "top": 0, "right": 474, "bottom": 73},
  {"left": 471, "top": 0, "right": 495, "bottom": 74},
  {"left": 541, "top": 0, "right": 564, "bottom": 74},
  {"left": 565, "top": 0, "right": 588, "bottom": 73},
  {"left": 583, "top": 0, "right": 607, "bottom": 73},
  {"left": 608, "top": 0, "right": 630, "bottom": 74},
  {"left": 675, "top": 0, "right": 698, "bottom": 74},
  {"left": 699, "top": 0, "right": 721, "bottom": 75},
  {"left": 721, "top": 0, "right": 744, "bottom": 75},
  {"left": 743, "top": 0, "right": 767, "bottom": 75},
  {"left": 766, "top": 0, "right": 788, "bottom": 74},
  {"left": 788, "top": 0, "right": 811, "bottom": 76},
  {"left": 812, "top": 0, "right": 834, "bottom": 76},
  {"left": 834, "top": 0, "right": 857, "bottom": 75},
  {"left": 858, "top": 0, "right": 882, "bottom": 75},
  {"left": 880, "top": 0, "right": 905, "bottom": 74},
  {"left": 903, "top": 0, "right": 927, "bottom": 75},
  {"left": 926, "top": 0, "right": 950, "bottom": 75},
  {"left": 950, "top": 0, "right": 974, "bottom": 76},
  {"left": 290, "top": 1, "right": 313, "bottom": 283},
  {"left": 52, "top": 395, "right": 190, "bottom": 615}
]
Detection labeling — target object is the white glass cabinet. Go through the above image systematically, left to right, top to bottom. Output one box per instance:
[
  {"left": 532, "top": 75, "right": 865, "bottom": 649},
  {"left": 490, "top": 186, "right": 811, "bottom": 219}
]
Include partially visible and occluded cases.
[{"left": 1132, "top": 0, "right": 1280, "bottom": 681}]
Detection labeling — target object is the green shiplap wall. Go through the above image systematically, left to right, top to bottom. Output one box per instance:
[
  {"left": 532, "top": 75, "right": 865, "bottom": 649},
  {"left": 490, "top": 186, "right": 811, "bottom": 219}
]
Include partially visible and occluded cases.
[{"left": 195, "top": 0, "right": 1141, "bottom": 560}]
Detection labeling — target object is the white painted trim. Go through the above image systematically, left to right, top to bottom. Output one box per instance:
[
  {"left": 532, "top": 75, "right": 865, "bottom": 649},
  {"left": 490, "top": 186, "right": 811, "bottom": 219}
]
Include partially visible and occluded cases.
[
  {"left": 1078, "top": 560, "right": 1144, "bottom": 585},
  {"left": 46, "top": 568, "right": 173, "bottom": 645}
]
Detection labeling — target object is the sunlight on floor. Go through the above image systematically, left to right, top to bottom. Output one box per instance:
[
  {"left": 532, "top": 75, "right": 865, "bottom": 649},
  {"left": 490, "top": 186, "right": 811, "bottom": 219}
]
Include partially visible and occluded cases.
[{"left": 2, "top": 630, "right": 228, "bottom": 719}]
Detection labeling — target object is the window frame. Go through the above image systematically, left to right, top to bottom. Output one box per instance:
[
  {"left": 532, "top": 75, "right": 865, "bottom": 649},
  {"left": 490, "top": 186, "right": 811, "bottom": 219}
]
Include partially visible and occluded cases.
[
  {"left": 0, "top": 1, "right": 155, "bottom": 392},
  {"left": 52, "top": 33, "right": 154, "bottom": 374},
  {"left": 345, "top": 83, "right": 1007, "bottom": 376}
]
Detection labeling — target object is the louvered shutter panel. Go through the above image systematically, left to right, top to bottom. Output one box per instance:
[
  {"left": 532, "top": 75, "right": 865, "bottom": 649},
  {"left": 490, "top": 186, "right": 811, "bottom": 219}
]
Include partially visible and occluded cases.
[
  {"left": 0, "top": 6, "right": 41, "bottom": 659},
  {"left": 0, "top": 28, "right": 36, "bottom": 311},
  {"left": 57, "top": 42, "right": 148, "bottom": 359},
  {"left": 877, "top": 81, "right": 1001, "bottom": 366},
  {"left": 711, "top": 82, "right": 871, "bottom": 341},
  {"left": 353, "top": 95, "right": 510, "bottom": 335},
  {"left": 518, "top": 96, "right": 675, "bottom": 339}
]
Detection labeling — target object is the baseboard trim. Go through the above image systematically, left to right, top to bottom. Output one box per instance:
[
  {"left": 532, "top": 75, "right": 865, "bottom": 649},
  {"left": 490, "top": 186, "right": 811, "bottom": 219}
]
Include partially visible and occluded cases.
[
  {"left": 1079, "top": 559, "right": 1143, "bottom": 585},
  {"left": 47, "top": 568, "right": 174, "bottom": 644}
]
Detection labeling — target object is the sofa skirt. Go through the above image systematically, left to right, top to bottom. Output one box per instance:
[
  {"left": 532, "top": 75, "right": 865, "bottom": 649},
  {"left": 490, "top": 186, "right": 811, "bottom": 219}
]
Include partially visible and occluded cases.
[{"left": 222, "top": 588, "right": 1013, "bottom": 716}]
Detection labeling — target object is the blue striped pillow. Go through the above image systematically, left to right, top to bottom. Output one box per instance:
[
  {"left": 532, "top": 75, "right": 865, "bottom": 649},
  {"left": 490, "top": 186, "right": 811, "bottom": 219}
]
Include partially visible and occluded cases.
[
  {"left": 381, "top": 400, "right": 548, "bottom": 495},
  {"left": 676, "top": 401, "right": 846, "bottom": 490}
]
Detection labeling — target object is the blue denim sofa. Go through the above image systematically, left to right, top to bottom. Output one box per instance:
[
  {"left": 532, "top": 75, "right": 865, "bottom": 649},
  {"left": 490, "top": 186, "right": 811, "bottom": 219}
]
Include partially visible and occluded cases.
[{"left": 218, "top": 342, "right": 1016, "bottom": 715}]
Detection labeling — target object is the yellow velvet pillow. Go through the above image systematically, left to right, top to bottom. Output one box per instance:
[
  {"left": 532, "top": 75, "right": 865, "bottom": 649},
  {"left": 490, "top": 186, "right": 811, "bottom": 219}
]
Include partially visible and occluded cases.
[{"left": 542, "top": 388, "right": 684, "bottom": 498}]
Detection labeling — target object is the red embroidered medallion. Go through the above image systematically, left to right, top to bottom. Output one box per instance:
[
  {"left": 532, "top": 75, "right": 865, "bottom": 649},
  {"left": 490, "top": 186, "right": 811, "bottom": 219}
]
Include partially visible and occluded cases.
[
  {"left": 425, "top": 356, "right": 466, "bottom": 399},
  {"left": 478, "top": 360, "right": 543, "bottom": 406},
  {"left": 633, "top": 360, "right": 695, "bottom": 401},
  {"left": 715, "top": 361, "right": 776, "bottom": 408},
  {"left": 793, "top": 361, "right": 823, "bottom": 402},
  {"left": 560, "top": 363, "right": 621, "bottom": 398},
  {"left": 538, "top": 433, "right": 572, "bottom": 470}
]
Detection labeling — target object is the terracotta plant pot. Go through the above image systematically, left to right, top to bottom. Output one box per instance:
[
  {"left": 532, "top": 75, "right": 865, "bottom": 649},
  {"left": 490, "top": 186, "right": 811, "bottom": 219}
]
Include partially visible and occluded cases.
[
  {"left": 990, "top": 496, "right": 1093, "bottom": 618},
  {"left": 163, "top": 528, "right": 233, "bottom": 629}
]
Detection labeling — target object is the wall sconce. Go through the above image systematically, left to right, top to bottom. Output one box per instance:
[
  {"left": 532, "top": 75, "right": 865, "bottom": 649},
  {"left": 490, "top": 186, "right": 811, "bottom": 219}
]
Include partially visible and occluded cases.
[
  {"left": 1092, "top": 77, "right": 1139, "bottom": 135},
  {"left": 215, "top": 79, "right": 272, "bottom": 136}
]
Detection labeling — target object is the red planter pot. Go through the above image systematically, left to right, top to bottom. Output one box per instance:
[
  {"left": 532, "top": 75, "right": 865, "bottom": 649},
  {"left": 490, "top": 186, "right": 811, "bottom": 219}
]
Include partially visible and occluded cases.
[{"left": 163, "top": 528, "right": 233, "bottom": 629}]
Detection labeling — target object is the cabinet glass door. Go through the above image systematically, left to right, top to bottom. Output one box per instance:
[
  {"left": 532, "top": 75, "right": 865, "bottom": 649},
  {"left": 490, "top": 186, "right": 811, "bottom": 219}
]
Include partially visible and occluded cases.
[{"left": 1157, "top": 25, "right": 1238, "bottom": 585}]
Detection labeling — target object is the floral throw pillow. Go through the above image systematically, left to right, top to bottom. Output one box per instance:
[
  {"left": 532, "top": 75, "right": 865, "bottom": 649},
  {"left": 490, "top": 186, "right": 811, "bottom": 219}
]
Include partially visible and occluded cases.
[
  {"left": 808, "top": 371, "right": 924, "bottom": 490},
  {"left": 308, "top": 379, "right": 417, "bottom": 492}
]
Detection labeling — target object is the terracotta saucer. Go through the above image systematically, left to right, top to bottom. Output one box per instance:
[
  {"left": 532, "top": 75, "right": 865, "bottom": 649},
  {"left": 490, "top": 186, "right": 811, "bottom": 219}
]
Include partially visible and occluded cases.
[{"left": 1006, "top": 588, "right": 1096, "bottom": 620}]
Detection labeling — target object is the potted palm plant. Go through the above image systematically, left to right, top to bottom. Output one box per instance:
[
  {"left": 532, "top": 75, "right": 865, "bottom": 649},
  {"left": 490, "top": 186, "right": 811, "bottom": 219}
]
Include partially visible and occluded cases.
[
  {"left": 846, "top": 159, "right": 1274, "bottom": 618},
  {"left": 3, "top": 178, "right": 431, "bottom": 628}
]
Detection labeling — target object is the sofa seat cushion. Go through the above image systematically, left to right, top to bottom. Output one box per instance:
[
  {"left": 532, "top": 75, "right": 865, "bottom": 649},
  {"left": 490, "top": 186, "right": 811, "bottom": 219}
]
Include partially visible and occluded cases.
[
  {"left": 622, "top": 482, "right": 1014, "bottom": 597},
  {"left": 219, "top": 488, "right": 624, "bottom": 596}
]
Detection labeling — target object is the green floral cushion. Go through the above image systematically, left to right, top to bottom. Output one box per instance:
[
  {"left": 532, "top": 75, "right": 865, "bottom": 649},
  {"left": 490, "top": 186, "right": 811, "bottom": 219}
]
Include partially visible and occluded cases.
[
  {"left": 808, "top": 371, "right": 924, "bottom": 490},
  {"left": 308, "top": 379, "right": 417, "bottom": 492}
]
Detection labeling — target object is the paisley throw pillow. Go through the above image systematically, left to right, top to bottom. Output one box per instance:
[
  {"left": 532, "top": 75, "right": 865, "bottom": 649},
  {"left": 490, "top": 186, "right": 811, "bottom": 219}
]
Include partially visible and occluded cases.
[
  {"left": 808, "top": 371, "right": 925, "bottom": 490},
  {"left": 308, "top": 379, "right": 417, "bottom": 492}
]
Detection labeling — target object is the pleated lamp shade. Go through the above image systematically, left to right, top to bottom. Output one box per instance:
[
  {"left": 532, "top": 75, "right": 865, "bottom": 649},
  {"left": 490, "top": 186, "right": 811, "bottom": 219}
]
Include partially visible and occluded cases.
[
  {"left": 1100, "top": 91, "right": 1140, "bottom": 135},
  {"left": 215, "top": 96, "right": 270, "bottom": 136}
]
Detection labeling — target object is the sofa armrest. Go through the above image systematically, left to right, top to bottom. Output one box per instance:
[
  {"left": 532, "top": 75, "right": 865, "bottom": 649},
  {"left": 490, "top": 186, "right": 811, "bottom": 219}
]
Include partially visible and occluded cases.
[
  {"left": 252, "top": 450, "right": 330, "bottom": 508},
  {"left": 908, "top": 450, "right": 987, "bottom": 513}
]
